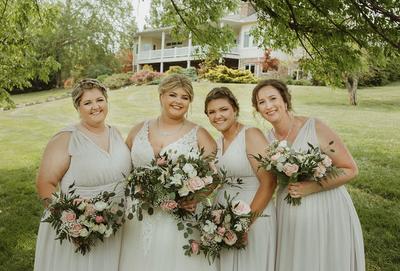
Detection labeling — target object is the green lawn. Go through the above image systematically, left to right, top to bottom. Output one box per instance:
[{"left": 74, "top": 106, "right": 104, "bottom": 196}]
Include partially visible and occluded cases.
[{"left": 1, "top": 82, "right": 399, "bottom": 270}]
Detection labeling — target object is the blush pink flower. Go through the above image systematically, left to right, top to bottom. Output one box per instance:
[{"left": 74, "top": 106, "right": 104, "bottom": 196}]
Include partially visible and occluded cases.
[
  {"left": 271, "top": 153, "right": 282, "bottom": 161},
  {"left": 322, "top": 155, "right": 332, "bottom": 167},
  {"left": 283, "top": 163, "right": 299, "bottom": 177},
  {"left": 314, "top": 163, "right": 327, "bottom": 178},
  {"left": 187, "top": 176, "right": 205, "bottom": 192},
  {"left": 160, "top": 200, "right": 178, "bottom": 212},
  {"left": 232, "top": 200, "right": 251, "bottom": 216},
  {"left": 84, "top": 204, "right": 96, "bottom": 217},
  {"left": 211, "top": 209, "right": 223, "bottom": 224},
  {"left": 61, "top": 210, "right": 76, "bottom": 223},
  {"left": 95, "top": 215, "right": 104, "bottom": 223},
  {"left": 69, "top": 223, "right": 83, "bottom": 238},
  {"left": 217, "top": 226, "right": 226, "bottom": 236},
  {"left": 223, "top": 230, "right": 238, "bottom": 246},
  {"left": 190, "top": 240, "right": 200, "bottom": 254}
]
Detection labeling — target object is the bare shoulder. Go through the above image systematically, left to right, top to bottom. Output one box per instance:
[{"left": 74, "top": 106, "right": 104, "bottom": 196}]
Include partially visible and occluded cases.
[
  {"left": 314, "top": 118, "right": 337, "bottom": 138},
  {"left": 126, "top": 121, "right": 147, "bottom": 148},
  {"left": 245, "top": 127, "right": 267, "bottom": 141},
  {"left": 46, "top": 131, "right": 71, "bottom": 151}
]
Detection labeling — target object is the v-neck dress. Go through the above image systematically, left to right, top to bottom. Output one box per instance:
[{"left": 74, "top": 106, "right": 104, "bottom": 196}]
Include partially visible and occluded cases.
[
  {"left": 268, "top": 118, "right": 365, "bottom": 271},
  {"left": 119, "top": 120, "right": 217, "bottom": 271},
  {"left": 34, "top": 125, "right": 132, "bottom": 271},
  {"left": 215, "top": 126, "right": 276, "bottom": 271}
]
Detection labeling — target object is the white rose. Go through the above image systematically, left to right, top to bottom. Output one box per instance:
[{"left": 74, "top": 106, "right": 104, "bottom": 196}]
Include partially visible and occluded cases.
[
  {"left": 278, "top": 140, "right": 288, "bottom": 148},
  {"left": 182, "top": 163, "right": 195, "bottom": 174},
  {"left": 169, "top": 173, "right": 183, "bottom": 186},
  {"left": 178, "top": 184, "right": 190, "bottom": 197},
  {"left": 232, "top": 200, "right": 251, "bottom": 216},
  {"left": 77, "top": 201, "right": 87, "bottom": 211},
  {"left": 94, "top": 201, "right": 108, "bottom": 212},
  {"left": 224, "top": 214, "right": 232, "bottom": 224},
  {"left": 202, "top": 220, "right": 217, "bottom": 234},
  {"left": 97, "top": 223, "right": 106, "bottom": 234},
  {"left": 234, "top": 223, "right": 243, "bottom": 232},
  {"left": 104, "top": 227, "right": 113, "bottom": 238},
  {"left": 79, "top": 228, "right": 90, "bottom": 237},
  {"left": 213, "top": 234, "right": 223, "bottom": 243}
]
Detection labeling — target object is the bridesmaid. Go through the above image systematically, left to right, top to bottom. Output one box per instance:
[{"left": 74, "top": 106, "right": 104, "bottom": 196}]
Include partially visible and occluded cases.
[
  {"left": 34, "top": 79, "right": 132, "bottom": 271},
  {"left": 252, "top": 79, "right": 365, "bottom": 271},
  {"left": 204, "top": 87, "right": 276, "bottom": 271}
]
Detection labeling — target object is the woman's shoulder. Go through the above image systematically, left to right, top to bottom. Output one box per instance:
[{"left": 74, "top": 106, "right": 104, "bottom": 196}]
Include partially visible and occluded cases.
[{"left": 244, "top": 126, "right": 268, "bottom": 145}]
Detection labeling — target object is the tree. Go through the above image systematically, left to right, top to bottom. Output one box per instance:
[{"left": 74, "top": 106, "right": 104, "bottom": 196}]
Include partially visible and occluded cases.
[
  {"left": 0, "top": 0, "right": 60, "bottom": 108},
  {"left": 160, "top": 0, "right": 400, "bottom": 105},
  {"left": 260, "top": 49, "right": 279, "bottom": 73}
]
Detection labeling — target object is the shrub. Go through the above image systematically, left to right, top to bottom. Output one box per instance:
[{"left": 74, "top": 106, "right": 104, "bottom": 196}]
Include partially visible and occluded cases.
[
  {"left": 85, "top": 64, "right": 113, "bottom": 79},
  {"left": 204, "top": 65, "right": 257, "bottom": 84},
  {"left": 165, "top": 66, "right": 198, "bottom": 81},
  {"left": 130, "top": 70, "right": 163, "bottom": 85},
  {"left": 102, "top": 73, "right": 133, "bottom": 89},
  {"left": 96, "top": 74, "right": 109, "bottom": 83},
  {"left": 63, "top": 78, "right": 75, "bottom": 89},
  {"left": 286, "top": 78, "right": 312, "bottom": 86}
]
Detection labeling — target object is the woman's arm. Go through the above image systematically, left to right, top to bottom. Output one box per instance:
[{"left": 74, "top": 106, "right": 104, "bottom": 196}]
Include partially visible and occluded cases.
[
  {"left": 288, "top": 118, "right": 358, "bottom": 198},
  {"left": 125, "top": 121, "right": 145, "bottom": 150},
  {"left": 197, "top": 126, "right": 217, "bottom": 157},
  {"left": 246, "top": 127, "right": 277, "bottom": 217},
  {"left": 36, "top": 132, "right": 71, "bottom": 202}
]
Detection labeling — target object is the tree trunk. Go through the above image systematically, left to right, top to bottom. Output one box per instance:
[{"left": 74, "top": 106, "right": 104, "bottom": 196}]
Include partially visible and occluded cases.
[{"left": 345, "top": 75, "right": 358, "bottom": 106}]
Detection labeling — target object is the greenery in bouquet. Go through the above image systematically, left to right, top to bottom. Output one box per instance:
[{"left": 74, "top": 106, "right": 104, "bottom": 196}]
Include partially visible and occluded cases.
[
  {"left": 255, "top": 140, "right": 342, "bottom": 205},
  {"left": 125, "top": 148, "right": 231, "bottom": 221},
  {"left": 43, "top": 183, "right": 125, "bottom": 255},
  {"left": 180, "top": 192, "right": 256, "bottom": 264}
]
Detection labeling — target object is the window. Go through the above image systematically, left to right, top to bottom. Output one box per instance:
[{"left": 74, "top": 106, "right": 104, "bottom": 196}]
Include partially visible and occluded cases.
[
  {"left": 243, "top": 32, "right": 250, "bottom": 48},
  {"left": 166, "top": 41, "right": 183, "bottom": 47},
  {"left": 135, "top": 44, "right": 138, "bottom": 54},
  {"left": 142, "top": 44, "right": 152, "bottom": 51},
  {"left": 245, "top": 64, "right": 256, "bottom": 74}
]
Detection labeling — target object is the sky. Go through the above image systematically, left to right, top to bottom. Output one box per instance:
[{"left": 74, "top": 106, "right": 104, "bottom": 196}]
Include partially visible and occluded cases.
[{"left": 133, "top": 0, "right": 151, "bottom": 31}]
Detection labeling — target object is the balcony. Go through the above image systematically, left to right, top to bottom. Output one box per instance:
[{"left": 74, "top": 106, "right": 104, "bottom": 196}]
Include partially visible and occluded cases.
[{"left": 136, "top": 45, "right": 240, "bottom": 63}]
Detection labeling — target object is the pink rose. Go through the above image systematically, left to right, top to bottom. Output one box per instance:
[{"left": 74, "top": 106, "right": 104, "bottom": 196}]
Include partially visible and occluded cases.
[
  {"left": 271, "top": 153, "right": 281, "bottom": 161},
  {"left": 322, "top": 155, "right": 332, "bottom": 167},
  {"left": 156, "top": 157, "right": 167, "bottom": 166},
  {"left": 283, "top": 163, "right": 299, "bottom": 177},
  {"left": 314, "top": 163, "right": 327, "bottom": 178},
  {"left": 187, "top": 176, "right": 205, "bottom": 192},
  {"left": 202, "top": 176, "right": 213, "bottom": 185},
  {"left": 160, "top": 200, "right": 178, "bottom": 212},
  {"left": 232, "top": 200, "right": 251, "bottom": 216},
  {"left": 84, "top": 203, "right": 96, "bottom": 217},
  {"left": 211, "top": 209, "right": 223, "bottom": 224},
  {"left": 61, "top": 210, "right": 76, "bottom": 223},
  {"left": 95, "top": 215, "right": 104, "bottom": 223},
  {"left": 69, "top": 223, "right": 83, "bottom": 238},
  {"left": 217, "top": 226, "right": 226, "bottom": 236},
  {"left": 223, "top": 230, "right": 238, "bottom": 246},
  {"left": 190, "top": 240, "right": 200, "bottom": 254}
]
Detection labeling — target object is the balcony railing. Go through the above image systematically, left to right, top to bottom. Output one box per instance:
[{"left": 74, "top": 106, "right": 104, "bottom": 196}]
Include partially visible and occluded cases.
[{"left": 137, "top": 45, "right": 239, "bottom": 61}]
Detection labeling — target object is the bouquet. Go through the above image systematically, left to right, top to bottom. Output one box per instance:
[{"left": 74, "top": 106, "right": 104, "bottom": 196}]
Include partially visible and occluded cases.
[
  {"left": 255, "top": 140, "right": 342, "bottom": 205},
  {"left": 125, "top": 148, "right": 231, "bottom": 221},
  {"left": 42, "top": 183, "right": 125, "bottom": 255},
  {"left": 180, "top": 192, "right": 255, "bottom": 264}
]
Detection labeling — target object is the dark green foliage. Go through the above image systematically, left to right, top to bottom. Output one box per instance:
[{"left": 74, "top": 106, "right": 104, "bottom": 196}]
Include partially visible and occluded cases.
[
  {"left": 85, "top": 65, "right": 114, "bottom": 79},
  {"left": 102, "top": 73, "right": 133, "bottom": 89}
]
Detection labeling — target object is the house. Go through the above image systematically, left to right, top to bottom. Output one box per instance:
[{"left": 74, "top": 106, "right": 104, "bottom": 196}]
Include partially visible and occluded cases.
[{"left": 132, "top": 3, "right": 305, "bottom": 78}]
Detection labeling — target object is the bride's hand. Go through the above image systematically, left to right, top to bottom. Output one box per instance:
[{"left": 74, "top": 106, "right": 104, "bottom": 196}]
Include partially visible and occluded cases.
[
  {"left": 288, "top": 181, "right": 323, "bottom": 198},
  {"left": 179, "top": 199, "right": 197, "bottom": 213}
]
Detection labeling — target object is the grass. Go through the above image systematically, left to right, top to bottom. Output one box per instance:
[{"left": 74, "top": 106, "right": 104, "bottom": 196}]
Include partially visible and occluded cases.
[{"left": 1, "top": 82, "right": 399, "bottom": 270}]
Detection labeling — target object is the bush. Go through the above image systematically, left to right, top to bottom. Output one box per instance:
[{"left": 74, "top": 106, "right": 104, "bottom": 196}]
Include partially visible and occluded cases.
[
  {"left": 85, "top": 64, "right": 113, "bottom": 79},
  {"left": 204, "top": 65, "right": 257, "bottom": 84},
  {"left": 166, "top": 66, "right": 198, "bottom": 81},
  {"left": 130, "top": 70, "right": 163, "bottom": 85},
  {"left": 102, "top": 73, "right": 133, "bottom": 89},
  {"left": 96, "top": 74, "right": 109, "bottom": 83},
  {"left": 286, "top": 78, "right": 313, "bottom": 86}
]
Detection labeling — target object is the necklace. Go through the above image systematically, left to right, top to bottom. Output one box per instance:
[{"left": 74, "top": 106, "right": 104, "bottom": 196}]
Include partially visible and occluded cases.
[
  {"left": 157, "top": 117, "right": 185, "bottom": 137},
  {"left": 273, "top": 118, "right": 294, "bottom": 141}
]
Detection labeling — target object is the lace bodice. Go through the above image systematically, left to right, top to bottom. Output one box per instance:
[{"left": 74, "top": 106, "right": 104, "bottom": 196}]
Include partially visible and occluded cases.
[{"left": 131, "top": 120, "right": 199, "bottom": 167}]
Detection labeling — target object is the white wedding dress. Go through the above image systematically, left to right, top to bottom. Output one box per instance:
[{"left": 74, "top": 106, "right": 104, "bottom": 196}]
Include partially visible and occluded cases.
[{"left": 119, "top": 121, "right": 217, "bottom": 271}]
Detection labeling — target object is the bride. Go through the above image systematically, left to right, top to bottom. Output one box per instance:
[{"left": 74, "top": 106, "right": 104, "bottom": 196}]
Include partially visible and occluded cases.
[{"left": 119, "top": 74, "right": 217, "bottom": 271}]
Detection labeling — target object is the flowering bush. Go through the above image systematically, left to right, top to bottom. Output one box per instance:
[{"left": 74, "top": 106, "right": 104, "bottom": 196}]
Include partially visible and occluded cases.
[
  {"left": 204, "top": 65, "right": 257, "bottom": 84},
  {"left": 129, "top": 70, "right": 163, "bottom": 85},
  {"left": 255, "top": 140, "right": 342, "bottom": 205},
  {"left": 125, "top": 148, "right": 231, "bottom": 221},
  {"left": 43, "top": 183, "right": 125, "bottom": 255},
  {"left": 181, "top": 193, "right": 255, "bottom": 264}
]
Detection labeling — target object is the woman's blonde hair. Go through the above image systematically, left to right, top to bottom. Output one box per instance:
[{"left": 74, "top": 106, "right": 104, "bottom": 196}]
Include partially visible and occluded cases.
[
  {"left": 158, "top": 74, "right": 194, "bottom": 101},
  {"left": 71, "top": 78, "right": 108, "bottom": 109}
]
